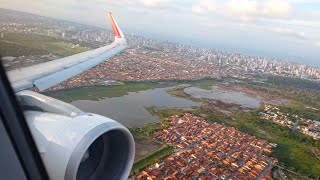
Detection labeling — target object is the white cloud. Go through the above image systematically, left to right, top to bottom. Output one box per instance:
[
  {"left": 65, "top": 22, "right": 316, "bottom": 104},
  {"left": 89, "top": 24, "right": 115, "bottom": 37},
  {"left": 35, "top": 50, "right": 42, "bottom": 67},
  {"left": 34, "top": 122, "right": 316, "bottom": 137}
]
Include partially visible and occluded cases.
[
  {"left": 1, "top": 0, "right": 320, "bottom": 47},
  {"left": 140, "top": 0, "right": 171, "bottom": 8},
  {"left": 192, "top": 0, "right": 215, "bottom": 14},
  {"left": 192, "top": 0, "right": 293, "bottom": 22},
  {"left": 225, "top": 0, "right": 257, "bottom": 21},
  {"left": 260, "top": 0, "right": 292, "bottom": 19},
  {"left": 270, "top": 27, "right": 305, "bottom": 39},
  {"left": 315, "top": 41, "right": 320, "bottom": 48}
]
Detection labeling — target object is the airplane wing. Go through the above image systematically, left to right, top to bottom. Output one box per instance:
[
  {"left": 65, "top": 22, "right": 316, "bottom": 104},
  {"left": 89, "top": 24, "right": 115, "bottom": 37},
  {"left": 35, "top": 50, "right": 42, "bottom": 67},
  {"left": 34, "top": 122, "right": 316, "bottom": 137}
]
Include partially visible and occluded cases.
[{"left": 7, "top": 12, "right": 127, "bottom": 92}]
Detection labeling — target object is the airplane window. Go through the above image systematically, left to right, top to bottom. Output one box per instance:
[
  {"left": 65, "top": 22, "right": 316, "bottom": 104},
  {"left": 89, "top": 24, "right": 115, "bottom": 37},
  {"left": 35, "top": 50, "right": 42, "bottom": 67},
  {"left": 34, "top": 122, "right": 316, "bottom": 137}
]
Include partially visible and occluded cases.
[
  {"left": 0, "top": 11, "right": 135, "bottom": 180},
  {"left": 0, "top": 60, "right": 49, "bottom": 180},
  {"left": 0, "top": 116, "right": 28, "bottom": 180}
]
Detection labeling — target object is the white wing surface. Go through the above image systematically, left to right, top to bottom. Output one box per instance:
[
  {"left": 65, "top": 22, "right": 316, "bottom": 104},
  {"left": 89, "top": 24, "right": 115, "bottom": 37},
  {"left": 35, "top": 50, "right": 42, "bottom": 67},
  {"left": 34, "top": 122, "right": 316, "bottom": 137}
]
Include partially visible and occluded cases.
[{"left": 8, "top": 12, "right": 126, "bottom": 92}]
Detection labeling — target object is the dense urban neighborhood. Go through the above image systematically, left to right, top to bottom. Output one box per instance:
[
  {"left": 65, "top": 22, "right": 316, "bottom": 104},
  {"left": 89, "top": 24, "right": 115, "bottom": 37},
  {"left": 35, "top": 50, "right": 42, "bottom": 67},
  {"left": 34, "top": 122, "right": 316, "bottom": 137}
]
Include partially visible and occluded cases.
[
  {"left": 1, "top": 8, "right": 320, "bottom": 91},
  {"left": 135, "top": 113, "right": 276, "bottom": 180}
]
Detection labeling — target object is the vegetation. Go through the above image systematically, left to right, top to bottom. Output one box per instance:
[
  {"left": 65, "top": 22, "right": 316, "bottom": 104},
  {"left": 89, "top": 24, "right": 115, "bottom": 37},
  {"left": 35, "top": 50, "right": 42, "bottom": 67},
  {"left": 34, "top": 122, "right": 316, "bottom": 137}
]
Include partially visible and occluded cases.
[
  {"left": 5, "top": 31, "right": 320, "bottom": 177},
  {"left": 0, "top": 33, "right": 88, "bottom": 57},
  {"left": 44, "top": 75, "right": 320, "bottom": 177},
  {"left": 266, "top": 75, "right": 320, "bottom": 92},
  {"left": 237, "top": 76, "right": 320, "bottom": 109},
  {"left": 151, "top": 77, "right": 220, "bottom": 89},
  {"left": 162, "top": 77, "right": 320, "bottom": 178},
  {"left": 177, "top": 77, "right": 220, "bottom": 90},
  {"left": 44, "top": 78, "right": 219, "bottom": 102},
  {"left": 44, "top": 81, "right": 179, "bottom": 102},
  {"left": 167, "top": 86, "right": 202, "bottom": 102},
  {"left": 167, "top": 87, "right": 190, "bottom": 98},
  {"left": 147, "top": 102, "right": 320, "bottom": 178},
  {"left": 146, "top": 106, "right": 199, "bottom": 120},
  {"left": 279, "top": 106, "right": 320, "bottom": 121},
  {"left": 128, "top": 107, "right": 200, "bottom": 176},
  {"left": 144, "top": 107, "right": 319, "bottom": 178},
  {"left": 205, "top": 111, "right": 320, "bottom": 178},
  {"left": 205, "top": 113, "right": 233, "bottom": 125},
  {"left": 128, "top": 121, "right": 173, "bottom": 175},
  {"left": 128, "top": 122, "right": 174, "bottom": 175},
  {"left": 129, "top": 123, "right": 163, "bottom": 137},
  {"left": 128, "top": 127, "right": 150, "bottom": 143},
  {"left": 130, "top": 146, "right": 174, "bottom": 176},
  {"left": 282, "top": 169, "right": 310, "bottom": 180}
]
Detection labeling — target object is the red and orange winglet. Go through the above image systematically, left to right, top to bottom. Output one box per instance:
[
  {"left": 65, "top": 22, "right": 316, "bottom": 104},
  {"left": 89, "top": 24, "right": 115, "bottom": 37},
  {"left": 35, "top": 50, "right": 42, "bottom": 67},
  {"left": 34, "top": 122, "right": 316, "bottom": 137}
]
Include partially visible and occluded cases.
[{"left": 108, "top": 12, "right": 122, "bottom": 38}]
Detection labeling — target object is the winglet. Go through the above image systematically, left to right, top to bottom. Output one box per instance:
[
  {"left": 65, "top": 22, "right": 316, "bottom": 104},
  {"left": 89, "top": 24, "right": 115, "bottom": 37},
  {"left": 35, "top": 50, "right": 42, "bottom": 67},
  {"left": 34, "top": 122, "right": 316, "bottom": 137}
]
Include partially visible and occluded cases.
[{"left": 108, "top": 12, "right": 124, "bottom": 39}]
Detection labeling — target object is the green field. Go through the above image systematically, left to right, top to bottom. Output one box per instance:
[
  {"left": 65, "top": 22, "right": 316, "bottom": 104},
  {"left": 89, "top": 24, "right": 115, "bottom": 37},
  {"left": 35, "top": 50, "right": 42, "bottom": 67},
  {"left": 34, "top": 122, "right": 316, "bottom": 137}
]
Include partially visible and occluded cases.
[
  {"left": 0, "top": 33, "right": 88, "bottom": 57},
  {"left": 266, "top": 75, "right": 320, "bottom": 92},
  {"left": 239, "top": 76, "right": 320, "bottom": 109},
  {"left": 176, "top": 77, "right": 220, "bottom": 90},
  {"left": 44, "top": 78, "right": 220, "bottom": 102},
  {"left": 44, "top": 81, "right": 181, "bottom": 102},
  {"left": 167, "top": 86, "right": 195, "bottom": 101},
  {"left": 145, "top": 106, "right": 320, "bottom": 178},
  {"left": 146, "top": 106, "right": 199, "bottom": 120},
  {"left": 205, "top": 111, "right": 320, "bottom": 178},
  {"left": 128, "top": 115, "right": 181, "bottom": 176},
  {"left": 129, "top": 122, "right": 164, "bottom": 137},
  {"left": 130, "top": 145, "right": 174, "bottom": 176}
]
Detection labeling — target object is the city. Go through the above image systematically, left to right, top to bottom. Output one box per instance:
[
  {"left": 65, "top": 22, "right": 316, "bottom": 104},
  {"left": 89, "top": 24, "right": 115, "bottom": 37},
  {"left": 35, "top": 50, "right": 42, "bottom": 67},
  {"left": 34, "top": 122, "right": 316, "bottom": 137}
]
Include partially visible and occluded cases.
[
  {"left": 1, "top": 7, "right": 320, "bottom": 180},
  {"left": 1, "top": 8, "right": 320, "bottom": 92},
  {"left": 136, "top": 113, "right": 276, "bottom": 180}
]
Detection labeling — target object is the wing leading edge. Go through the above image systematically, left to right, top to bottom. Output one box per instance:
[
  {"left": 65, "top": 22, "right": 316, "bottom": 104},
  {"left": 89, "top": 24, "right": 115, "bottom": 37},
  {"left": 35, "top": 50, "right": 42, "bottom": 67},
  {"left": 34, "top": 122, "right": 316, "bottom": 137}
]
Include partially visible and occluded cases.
[{"left": 8, "top": 12, "right": 127, "bottom": 92}]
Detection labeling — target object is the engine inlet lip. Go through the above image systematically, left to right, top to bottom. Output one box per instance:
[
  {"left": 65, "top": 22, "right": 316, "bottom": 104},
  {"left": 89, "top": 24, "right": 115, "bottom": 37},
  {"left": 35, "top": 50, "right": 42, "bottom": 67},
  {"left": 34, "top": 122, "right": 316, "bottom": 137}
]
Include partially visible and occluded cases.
[{"left": 64, "top": 121, "right": 134, "bottom": 180}]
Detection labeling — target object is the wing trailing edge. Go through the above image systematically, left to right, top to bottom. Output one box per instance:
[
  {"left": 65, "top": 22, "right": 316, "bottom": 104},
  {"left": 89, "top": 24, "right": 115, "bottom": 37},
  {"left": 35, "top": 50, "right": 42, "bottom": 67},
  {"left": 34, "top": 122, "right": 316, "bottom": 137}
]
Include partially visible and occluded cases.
[{"left": 8, "top": 12, "right": 127, "bottom": 92}]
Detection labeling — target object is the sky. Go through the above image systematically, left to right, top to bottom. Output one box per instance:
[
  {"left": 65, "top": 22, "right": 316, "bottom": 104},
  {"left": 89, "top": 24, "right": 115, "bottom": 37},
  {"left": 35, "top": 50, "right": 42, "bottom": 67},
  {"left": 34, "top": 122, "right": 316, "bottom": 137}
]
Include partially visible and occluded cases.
[{"left": 1, "top": 0, "right": 320, "bottom": 67}]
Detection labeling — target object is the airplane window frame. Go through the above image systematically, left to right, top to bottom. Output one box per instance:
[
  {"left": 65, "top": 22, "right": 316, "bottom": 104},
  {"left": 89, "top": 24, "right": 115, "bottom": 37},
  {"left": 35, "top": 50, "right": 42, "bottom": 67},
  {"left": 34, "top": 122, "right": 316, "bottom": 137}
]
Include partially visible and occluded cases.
[{"left": 0, "top": 57, "right": 49, "bottom": 180}]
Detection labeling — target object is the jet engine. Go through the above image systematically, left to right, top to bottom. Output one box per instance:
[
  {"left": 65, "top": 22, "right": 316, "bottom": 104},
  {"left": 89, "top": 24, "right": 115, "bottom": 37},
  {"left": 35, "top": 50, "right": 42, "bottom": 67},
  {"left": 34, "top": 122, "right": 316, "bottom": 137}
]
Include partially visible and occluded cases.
[{"left": 16, "top": 90, "right": 135, "bottom": 180}]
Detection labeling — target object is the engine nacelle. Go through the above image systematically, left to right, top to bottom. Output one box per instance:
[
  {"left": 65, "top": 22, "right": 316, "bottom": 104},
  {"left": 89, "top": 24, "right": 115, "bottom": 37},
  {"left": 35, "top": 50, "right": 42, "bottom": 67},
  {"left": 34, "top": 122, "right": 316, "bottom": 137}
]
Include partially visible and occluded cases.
[{"left": 17, "top": 91, "right": 135, "bottom": 180}]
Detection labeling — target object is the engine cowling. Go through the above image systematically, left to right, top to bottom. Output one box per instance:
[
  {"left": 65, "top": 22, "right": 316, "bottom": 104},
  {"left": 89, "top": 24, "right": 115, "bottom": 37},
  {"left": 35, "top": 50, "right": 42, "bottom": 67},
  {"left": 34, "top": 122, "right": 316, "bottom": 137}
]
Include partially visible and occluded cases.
[{"left": 17, "top": 91, "right": 135, "bottom": 180}]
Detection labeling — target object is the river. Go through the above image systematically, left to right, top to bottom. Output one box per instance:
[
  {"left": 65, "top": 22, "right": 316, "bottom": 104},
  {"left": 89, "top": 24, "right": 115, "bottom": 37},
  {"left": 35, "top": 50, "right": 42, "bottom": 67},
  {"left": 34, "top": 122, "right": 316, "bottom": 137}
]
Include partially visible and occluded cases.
[
  {"left": 71, "top": 85, "right": 261, "bottom": 127},
  {"left": 184, "top": 86, "right": 261, "bottom": 109},
  {"left": 71, "top": 87, "right": 200, "bottom": 127}
]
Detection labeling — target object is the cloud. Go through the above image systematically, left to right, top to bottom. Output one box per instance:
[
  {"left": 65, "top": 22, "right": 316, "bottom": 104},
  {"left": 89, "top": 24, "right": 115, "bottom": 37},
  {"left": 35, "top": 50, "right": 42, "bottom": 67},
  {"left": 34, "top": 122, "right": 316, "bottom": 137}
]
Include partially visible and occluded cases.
[
  {"left": 1, "top": 0, "right": 319, "bottom": 47},
  {"left": 87, "top": 0, "right": 172, "bottom": 10},
  {"left": 140, "top": 0, "right": 172, "bottom": 8},
  {"left": 192, "top": 0, "right": 215, "bottom": 14},
  {"left": 192, "top": 0, "right": 293, "bottom": 22},
  {"left": 225, "top": 0, "right": 257, "bottom": 21},
  {"left": 260, "top": 0, "right": 292, "bottom": 19},
  {"left": 270, "top": 27, "right": 305, "bottom": 39},
  {"left": 315, "top": 41, "right": 320, "bottom": 48}
]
